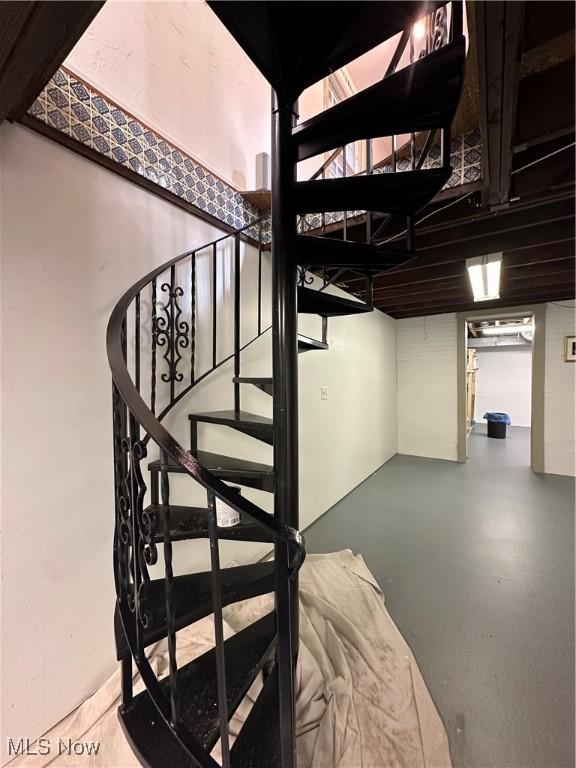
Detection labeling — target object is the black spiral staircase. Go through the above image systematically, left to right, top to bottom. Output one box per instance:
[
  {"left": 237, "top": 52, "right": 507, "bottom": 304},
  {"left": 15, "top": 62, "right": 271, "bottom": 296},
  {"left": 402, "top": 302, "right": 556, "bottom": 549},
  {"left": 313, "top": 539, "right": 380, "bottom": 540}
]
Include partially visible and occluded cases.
[{"left": 107, "top": 3, "right": 465, "bottom": 767}]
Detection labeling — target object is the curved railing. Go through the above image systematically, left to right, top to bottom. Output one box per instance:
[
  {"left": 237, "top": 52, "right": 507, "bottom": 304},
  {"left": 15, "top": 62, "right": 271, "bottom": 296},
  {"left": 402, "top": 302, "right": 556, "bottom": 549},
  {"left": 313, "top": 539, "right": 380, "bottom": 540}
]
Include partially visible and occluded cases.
[{"left": 107, "top": 216, "right": 304, "bottom": 766}]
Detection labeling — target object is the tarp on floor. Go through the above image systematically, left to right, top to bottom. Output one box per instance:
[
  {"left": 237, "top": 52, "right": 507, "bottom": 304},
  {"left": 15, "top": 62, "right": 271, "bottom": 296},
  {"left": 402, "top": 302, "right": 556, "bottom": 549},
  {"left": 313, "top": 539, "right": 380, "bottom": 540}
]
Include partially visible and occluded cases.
[{"left": 6, "top": 551, "right": 451, "bottom": 768}]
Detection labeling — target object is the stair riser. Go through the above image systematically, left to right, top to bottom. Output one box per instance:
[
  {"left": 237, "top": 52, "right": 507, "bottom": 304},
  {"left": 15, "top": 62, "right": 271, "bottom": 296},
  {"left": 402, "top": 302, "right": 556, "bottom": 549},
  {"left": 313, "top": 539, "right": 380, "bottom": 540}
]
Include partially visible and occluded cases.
[
  {"left": 192, "top": 418, "right": 274, "bottom": 446},
  {"left": 149, "top": 465, "right": 274, "bottom": 493}
]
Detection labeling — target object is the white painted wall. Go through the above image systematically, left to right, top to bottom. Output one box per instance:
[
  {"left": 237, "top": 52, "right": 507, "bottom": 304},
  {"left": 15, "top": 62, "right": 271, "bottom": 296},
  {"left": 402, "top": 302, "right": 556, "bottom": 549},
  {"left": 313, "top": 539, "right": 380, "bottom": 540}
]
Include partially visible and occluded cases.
[
  {"left": 65, "top": 0, "right": 270, "bottom": 190},
  {"left": 0, "top": 123, "right": 397, "bottom": 752},
  {"left": 544, "top": 301, "right": 576, "bottom": 476},
  {"left": 396, "top": 314, "right": 458, "bottom": 460},
  {"left": 474, "top": 348, "right": 532, "bottom": 427}
]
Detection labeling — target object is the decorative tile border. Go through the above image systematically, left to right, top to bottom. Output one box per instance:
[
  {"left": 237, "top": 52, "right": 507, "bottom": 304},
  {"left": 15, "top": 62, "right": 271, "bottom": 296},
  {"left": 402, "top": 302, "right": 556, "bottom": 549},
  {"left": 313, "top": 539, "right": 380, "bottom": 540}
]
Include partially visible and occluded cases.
[
  {"left": 28, "top": 67, "right": 266, "bottom": 236},
  {"left": 28, "top": 68, "right": 480, "bottom": 242},
  {"left": 375, "top": 130, "right": 482, "bottom": 188}
]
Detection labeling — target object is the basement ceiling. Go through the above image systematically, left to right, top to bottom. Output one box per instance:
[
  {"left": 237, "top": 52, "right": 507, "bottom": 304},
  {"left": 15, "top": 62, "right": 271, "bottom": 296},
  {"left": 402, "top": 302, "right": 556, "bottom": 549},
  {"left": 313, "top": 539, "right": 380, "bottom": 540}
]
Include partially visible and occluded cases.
[{"left": 328, "top": 0, "right": 575, "bottom": 318}]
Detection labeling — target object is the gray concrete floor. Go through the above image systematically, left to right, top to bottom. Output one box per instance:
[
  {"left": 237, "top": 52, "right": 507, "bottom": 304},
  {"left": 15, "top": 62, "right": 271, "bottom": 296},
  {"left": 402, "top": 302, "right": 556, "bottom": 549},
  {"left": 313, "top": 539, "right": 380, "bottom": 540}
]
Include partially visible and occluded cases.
[{"left": 304, "top": 426, "right": 575, "bottom": 768}]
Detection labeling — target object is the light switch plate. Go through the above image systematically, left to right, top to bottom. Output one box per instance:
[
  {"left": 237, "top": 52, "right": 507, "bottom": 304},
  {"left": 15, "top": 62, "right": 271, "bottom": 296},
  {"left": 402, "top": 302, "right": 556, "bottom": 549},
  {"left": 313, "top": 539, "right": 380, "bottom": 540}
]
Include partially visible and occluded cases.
[{"left": 321, "top": 385, "right": 328, "bottom": 400}]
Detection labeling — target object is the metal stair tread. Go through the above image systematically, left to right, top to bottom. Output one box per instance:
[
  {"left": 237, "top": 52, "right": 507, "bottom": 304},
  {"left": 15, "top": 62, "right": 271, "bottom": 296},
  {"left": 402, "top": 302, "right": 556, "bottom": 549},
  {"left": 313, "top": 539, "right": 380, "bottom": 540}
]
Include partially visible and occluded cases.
[
  {"left": 208, "top": 1, "right": 445, "bottom": 96},
  {"left": 293, "top": 38, "right": 465, "bottom": 162},
  {"left": 294, "top": 167, "right": 451, "bottom": 216},
  {"left": 296, "top": 233, "right": 413, "bottom": 270},
  {"left": 298, "top": 286, "right": 371, "bottom": 317},
  {"left": 297, "top": 333, "right": 329, "bottom": 351},
  {"left": 233, "top": 376, "right": 274, "bottom": 396},
  {"left": 188, "top": 409, "right": 273, "bottom": 427},
  {"left": 149, "top": 450, "right": 274, "bottom": 478},
  {"left": 145, "top": 504, "right": 274, "bottom": 543},
  {"left": 139, "top": 561, "right": 275, "bottom": 646},
  {"left": 122, "top": 613, "right": 277, "bottom": 755},
  {"left": 230, "top": 664, "right": 280, "bottom": 767},
  {"left": 118, "top": 701, "right": 193, "bottom": 768}
]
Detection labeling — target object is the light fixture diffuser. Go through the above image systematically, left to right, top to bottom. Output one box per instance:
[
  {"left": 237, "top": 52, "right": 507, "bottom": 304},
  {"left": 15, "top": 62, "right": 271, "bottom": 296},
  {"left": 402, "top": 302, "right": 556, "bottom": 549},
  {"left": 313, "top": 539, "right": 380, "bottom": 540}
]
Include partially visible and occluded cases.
[
  {"left": 466, "top": 253, "right": 502, "bottom": 301},
  {"left": 482, "top": 323, "right": 534, "bottom": 336}
]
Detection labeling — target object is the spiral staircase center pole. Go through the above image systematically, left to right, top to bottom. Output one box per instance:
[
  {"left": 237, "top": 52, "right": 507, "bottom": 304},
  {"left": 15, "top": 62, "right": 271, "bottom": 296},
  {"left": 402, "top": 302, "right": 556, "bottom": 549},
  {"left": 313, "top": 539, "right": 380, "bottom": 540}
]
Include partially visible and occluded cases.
[{"left": 271, "top": 89, "right": 299, "bottom": 768}]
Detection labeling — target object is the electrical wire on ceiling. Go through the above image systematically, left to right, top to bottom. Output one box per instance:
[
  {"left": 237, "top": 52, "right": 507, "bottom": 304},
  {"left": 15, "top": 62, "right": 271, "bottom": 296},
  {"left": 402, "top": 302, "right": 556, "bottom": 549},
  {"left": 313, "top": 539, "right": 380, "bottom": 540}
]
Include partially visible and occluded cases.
[{"left": 375, "top": 139, "right": 576, "bottom": 248}]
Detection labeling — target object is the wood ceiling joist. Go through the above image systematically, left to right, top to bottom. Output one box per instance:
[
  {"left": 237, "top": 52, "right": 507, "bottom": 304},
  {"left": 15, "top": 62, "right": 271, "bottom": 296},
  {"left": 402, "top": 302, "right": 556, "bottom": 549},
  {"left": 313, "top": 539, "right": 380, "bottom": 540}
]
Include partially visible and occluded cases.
[
  {"left": 474, "top": 0, "right": 525, "bottom": 209},
  {"left": 386, "top": 287, "right": 575, "bottom": 319}
]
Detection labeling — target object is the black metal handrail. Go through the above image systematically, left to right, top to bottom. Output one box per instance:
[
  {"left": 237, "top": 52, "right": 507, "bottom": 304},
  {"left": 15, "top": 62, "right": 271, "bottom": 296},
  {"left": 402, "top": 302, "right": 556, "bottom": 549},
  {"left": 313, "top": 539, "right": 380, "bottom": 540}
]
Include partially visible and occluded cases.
[
  {"left": 107, "top": 215, "right": 304, "bottom": 767},
  {"left": 107, "top": 218, "right": 303, "bottom": 563}
]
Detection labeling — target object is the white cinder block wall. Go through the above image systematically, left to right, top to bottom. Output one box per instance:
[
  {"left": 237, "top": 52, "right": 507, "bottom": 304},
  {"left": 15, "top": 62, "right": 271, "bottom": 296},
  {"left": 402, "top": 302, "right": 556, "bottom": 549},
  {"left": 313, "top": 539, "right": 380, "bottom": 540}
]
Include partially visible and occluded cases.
[
  {"left": 0, "top": 123, "right": 397, "bottom": 752},
  {"left": 544, "top": 301, "right": 576, "bottom": 476},
  {"left": 396, "top": 314, "right": 458, "bottom": 460},
  {"left": 474, "top": 348, "right": 533, "bottom": 427}
]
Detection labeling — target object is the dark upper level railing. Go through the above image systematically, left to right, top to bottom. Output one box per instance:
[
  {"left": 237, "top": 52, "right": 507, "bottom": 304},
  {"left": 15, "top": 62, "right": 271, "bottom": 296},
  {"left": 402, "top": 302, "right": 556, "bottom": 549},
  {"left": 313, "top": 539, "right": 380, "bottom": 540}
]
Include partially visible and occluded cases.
[{"left": 299, "top": 0, "right": 463, "bottom": 248}]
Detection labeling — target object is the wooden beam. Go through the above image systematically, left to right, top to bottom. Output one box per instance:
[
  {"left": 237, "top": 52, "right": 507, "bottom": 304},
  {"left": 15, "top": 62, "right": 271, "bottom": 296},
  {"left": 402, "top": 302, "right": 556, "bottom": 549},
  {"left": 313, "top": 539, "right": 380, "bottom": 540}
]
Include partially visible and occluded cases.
[
  {"left": 475, "top": 0, "right": 525, "bottom": 209},
  {"left": 0, "top": 1, "right": 104, "bottom": 124},
  {"left": 520, "top": 29, "right": 576, "bottom": 79},
  {"left": 515, "top": 58, "right": 575, "bottom": 149},
  {"left": 415, "top": 195, "right": 574, "bottom": 261},
  {"left": 345, "top": 239, "right": 575, "bottom": 292},
  {"left": 357, "top": 242, "right": 575, "bottom": 293},
  {"left": 366, "top": 256, "right": 575, "bottom": 301},
  {"left": 374, "top": 266, "right": 575, "bottom": 310},
  {"left": 384, "top": 287, "right": 575, "bottom": 318}
]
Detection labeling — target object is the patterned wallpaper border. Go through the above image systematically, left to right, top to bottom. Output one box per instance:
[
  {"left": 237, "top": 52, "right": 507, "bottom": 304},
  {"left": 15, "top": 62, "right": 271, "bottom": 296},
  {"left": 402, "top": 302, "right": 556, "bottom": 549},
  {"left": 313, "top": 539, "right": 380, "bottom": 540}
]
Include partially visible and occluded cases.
[
  {"left": 28, "top": 66, "right": 265, "bottom": 235},
  {"left": 28, "top": 67, "right": 481, "bottom": 241}
]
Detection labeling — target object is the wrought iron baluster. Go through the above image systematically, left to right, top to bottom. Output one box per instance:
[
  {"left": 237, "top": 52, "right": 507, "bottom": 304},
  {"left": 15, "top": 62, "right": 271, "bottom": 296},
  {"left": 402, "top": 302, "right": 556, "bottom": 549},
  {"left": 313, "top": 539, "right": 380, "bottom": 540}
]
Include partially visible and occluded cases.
[
  {"left": 406, "top": 12, "right": 417, "bottom": 268},
  {"left": 384, "top": 27, "right": 410, "bottom": 78},
  {"left": 416, "top": 128, "right": 437, "bottom": 171},
  {"left": 365, "top": 139, "right": 373, "bottom": 242},
  {"left": 342, "top": 145, "right": 347, "bottom": 240},
  {"left": 321, "top": 168, "right": 326, "bottom": 234},
  {"left": 257, "top": 222, "right": 262, "bottom": 336},
  {"left": 234, "top": 235, "right": 241, "bottom": 413},
  {"left": 212, "top": 243, "right": 217, "bottom": 369},
  {"left": 190, "top": 252, "right": 196, "bottom": 385},
  {"left": 169, "top": 265, "right": 176, "bottom": 404},
  {"left": 154, "top": 267, "right": 189, "bottom": 405},
  {"left": 151, "top": 279, "right": 157, "bottom": 415},
  {"left": 134, "top": 293, "right": 141, "bottom": 393},
  {"left": 113, "top": 382, "right": 134, "bottom": 711},
  {"left": 112, "top": 384, "right": 129, "bottom": 603},
  {"left": 128, "top": 412, "right": 145, "bottom": 656},
  {"left": 160, "top": 450, "right": 179, "bottom": 727},
  {"left": 207, "top": 492, "right": 231, "bottom": 768},
  {"left": 276, "top": 539, "right": 295, "bottom": 768}
]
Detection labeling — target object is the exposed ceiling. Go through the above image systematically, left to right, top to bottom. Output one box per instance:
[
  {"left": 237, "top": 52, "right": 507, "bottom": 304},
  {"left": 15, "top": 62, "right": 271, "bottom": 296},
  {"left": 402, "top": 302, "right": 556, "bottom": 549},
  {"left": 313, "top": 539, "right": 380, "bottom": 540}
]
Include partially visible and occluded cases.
[{"left": 330, "top": 0, "right": 575, "bottom": 318}]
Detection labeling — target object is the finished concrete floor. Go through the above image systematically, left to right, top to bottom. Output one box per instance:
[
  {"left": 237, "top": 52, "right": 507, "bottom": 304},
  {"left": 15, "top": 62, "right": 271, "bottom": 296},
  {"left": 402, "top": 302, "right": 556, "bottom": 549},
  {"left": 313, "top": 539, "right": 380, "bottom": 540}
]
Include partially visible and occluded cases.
[{"left": 304, "top": 426, "right": 575, "bottom": 768}]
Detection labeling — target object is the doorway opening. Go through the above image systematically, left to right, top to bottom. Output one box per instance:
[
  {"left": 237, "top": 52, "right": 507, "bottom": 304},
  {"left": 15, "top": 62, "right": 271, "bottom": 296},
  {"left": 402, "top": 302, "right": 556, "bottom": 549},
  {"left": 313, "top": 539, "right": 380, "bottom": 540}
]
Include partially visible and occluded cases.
[{"left": 465, "top": 315, "right": 534, "bottom": 465}]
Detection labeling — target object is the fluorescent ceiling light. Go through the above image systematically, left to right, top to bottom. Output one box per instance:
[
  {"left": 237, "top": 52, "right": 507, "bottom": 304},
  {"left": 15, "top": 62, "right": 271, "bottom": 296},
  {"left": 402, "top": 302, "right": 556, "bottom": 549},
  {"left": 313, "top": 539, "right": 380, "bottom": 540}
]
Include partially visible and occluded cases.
[
  {"left": 466, "top": 253, "right": 502, "bottom": 301},
  {"left": 482, "top": 323, "right": 534, "bottom": 336}
]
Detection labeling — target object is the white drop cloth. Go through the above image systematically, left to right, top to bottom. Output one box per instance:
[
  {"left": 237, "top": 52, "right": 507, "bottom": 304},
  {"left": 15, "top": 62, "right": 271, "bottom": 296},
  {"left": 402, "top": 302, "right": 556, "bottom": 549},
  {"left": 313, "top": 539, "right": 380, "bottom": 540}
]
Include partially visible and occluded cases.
[{"left": 6, "top": 550, "right": 451, "bottom": 768}]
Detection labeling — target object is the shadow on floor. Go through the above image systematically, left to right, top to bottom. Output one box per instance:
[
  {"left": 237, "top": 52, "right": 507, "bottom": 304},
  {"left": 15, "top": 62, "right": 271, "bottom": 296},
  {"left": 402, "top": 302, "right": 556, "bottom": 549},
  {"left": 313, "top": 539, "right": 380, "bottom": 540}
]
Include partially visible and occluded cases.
[{"left": 304, "top": 428, "right": 575, "bottom": 768}]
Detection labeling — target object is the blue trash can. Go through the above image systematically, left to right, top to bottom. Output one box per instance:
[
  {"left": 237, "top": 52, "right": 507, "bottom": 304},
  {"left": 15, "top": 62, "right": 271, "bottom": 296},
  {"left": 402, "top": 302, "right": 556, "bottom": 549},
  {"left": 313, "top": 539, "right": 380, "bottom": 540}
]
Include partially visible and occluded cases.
[{"left": 483, "top": 412, "right": 511, "bottom": 439}]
